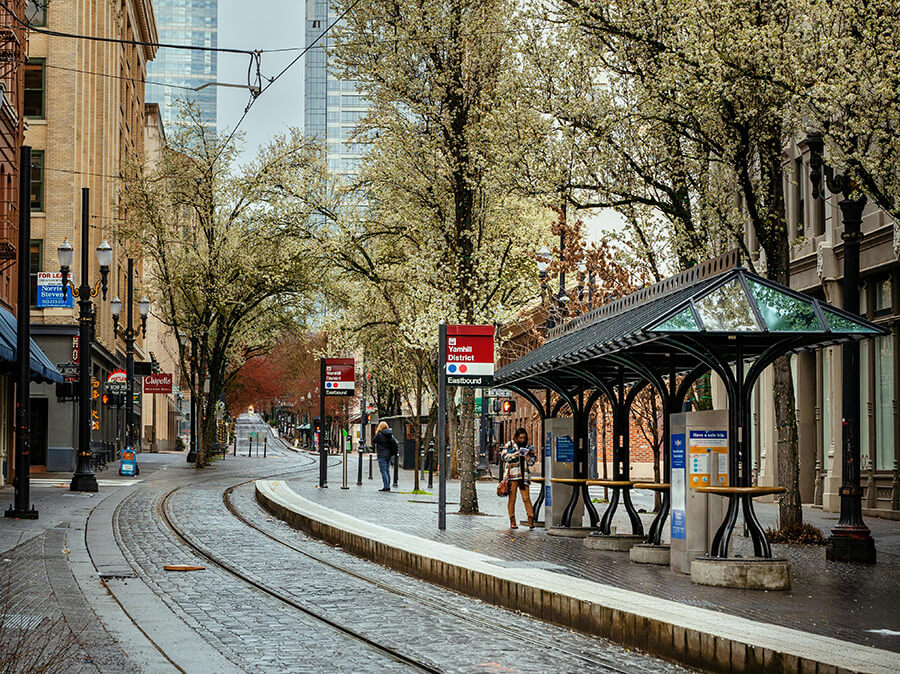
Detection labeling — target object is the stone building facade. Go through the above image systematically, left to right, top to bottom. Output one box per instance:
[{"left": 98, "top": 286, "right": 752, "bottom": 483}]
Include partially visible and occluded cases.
[
  {"left": 25, "top": 0, "right": 157, "bottom": 469},
  {"left": 0, "top": 1, "right": 27, "bottom": 485},
  {"left": 751, "top": 141, "right": 900, "bottom": 519}
]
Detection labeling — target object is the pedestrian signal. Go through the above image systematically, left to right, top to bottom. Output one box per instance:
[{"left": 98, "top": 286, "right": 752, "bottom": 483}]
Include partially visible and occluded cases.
[{"left": 501, "top": 399, "right": 516, "bottom": 414}]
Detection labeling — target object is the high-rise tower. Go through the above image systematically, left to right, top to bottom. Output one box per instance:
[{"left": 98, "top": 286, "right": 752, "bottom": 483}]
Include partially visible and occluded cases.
[{"left": 147, "top": 0, "right": 218, "bottom": 131}]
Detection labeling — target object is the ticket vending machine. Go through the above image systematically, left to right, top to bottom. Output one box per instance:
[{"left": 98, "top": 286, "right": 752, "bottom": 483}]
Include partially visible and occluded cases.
[
  {"left": 669, "top": 410, "right": 729, "bottom": 573},
  {"left": 544, "top": 418, "right": 582, "bottom": 528}
]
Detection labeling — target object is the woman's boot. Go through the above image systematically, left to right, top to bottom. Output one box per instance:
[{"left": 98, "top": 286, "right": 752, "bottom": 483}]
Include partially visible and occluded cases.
[
  {"left": 527, "top": 515, "right": 535, "bottom": 530},
  {"left": 509, "top": 516, "right": 519, "bottom": 529}
]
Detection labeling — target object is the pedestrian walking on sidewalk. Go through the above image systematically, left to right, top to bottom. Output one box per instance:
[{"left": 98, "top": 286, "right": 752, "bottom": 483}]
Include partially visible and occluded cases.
[
  {"left": 373, "top": 421, "right": 398, "bottom": 492},
  {"left": 500, "top": 428, "right": 536, "bottom": 529}
]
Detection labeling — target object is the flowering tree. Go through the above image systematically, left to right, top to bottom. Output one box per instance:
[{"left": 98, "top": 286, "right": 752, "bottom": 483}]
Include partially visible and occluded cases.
[{"left": 118, "top": 104, "right": 323, "bottom": 465}]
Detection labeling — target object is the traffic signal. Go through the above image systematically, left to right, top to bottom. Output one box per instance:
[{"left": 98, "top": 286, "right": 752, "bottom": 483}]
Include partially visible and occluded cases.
[{"left": 501, "top": 399, "right": 516, "bottom": 414}]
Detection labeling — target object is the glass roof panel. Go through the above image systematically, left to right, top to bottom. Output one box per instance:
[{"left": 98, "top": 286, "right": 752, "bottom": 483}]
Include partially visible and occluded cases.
[
  {"left": 746, "top": 279, "right": 821, "bottom": 332},
  {"left": 694, "top": 280, "right": 760, "bottom": 331},
  {"left": 651, "top": 307, "right": 699, "bottom": 332},
  {"left": 823, "top": 307, "right": 879, "bottom": 333}
]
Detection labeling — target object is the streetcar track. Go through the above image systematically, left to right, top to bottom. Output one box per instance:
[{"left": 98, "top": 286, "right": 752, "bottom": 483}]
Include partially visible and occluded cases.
[
  {"left": 157, "top": 471, "right": 442, "bottom": 672},
  {"left": 224, "top": 482, "right": 639, "bottom": 673}
]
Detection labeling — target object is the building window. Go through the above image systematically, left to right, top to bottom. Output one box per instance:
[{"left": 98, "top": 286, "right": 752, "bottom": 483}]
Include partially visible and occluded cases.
[
  {"left": 26, "top": 1, "right": 47, "bottom": 26},
  {"left": 24, "top": 59, "right": 45, "bottom": 118},
  {"left": 30, "top": 150, "right": 44, "bottom": 211},
  {"left": 29, "top": 240, "right": 41, "bottom": 306},
  {"left": 874, "top": 278, "right": 892, "bottom": 316},
  {"left": 874, "top": 335, "right": 894, "bottom": 470}
]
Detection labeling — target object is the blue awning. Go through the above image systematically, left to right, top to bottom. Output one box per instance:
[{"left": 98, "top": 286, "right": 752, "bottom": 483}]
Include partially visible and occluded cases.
[{"left": 0, "top": 306, "right": 64, "bottom": 384}]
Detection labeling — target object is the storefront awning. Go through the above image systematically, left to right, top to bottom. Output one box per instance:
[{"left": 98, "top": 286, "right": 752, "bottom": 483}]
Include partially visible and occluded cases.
[{"left": 0, "top": 306, "right": 64, "bottom": 384}]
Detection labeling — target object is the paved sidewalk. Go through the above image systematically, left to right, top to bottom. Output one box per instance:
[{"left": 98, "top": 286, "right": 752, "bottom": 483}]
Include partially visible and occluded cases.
[{"left": 285, "top": 462, "right": 900, "bottom": 653}]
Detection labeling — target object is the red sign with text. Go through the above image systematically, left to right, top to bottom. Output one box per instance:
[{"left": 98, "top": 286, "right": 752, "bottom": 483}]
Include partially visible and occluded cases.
[
  {"left": 444, "top": 325, "right": 494, "bottom": 387},
  {"left": 324, "top": 358, "right": 355, "bottom": 396},
  {"left": 143, "top": 372, "right": 173, "bottom": 394}
]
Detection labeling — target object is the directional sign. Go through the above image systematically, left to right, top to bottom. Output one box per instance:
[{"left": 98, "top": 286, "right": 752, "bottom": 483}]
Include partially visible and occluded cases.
[
  {"left": 444, "top": 325, "right": 494, "bottom": 387},
  {"left": 324, "top": 358, "right": 355, "bottom": 397},
  {"left": 56, "top": 362, "right": 79, "bottom": 376},
  {"left": 486, "top": 388, "right": 511, "bottom": 398}
]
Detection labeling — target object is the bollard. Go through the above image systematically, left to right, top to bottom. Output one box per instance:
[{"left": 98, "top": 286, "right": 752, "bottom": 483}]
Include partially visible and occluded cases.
[
  {"left": 264, "top": 435, "right": 267, "bottom": 458},
  {"left": 248, "top": 437, "right": 252, "bottom": 458},
  {"left": 233, "top": 441, "right": 236, "bottom": 457},
  {"left": 341, "top": 441, "right": 349, "bottom": 489},
  {"left": 357, "top": 445, "right": 364, "bottom": 485},
  {"left": 427, "top": 447, "right": 435, "bottom": 489},
  {"left": 420, "top": 449, "right": 425, "bottom": 480},
  {"left": 368, "top": 453, "right": 373, "bottom": 480},
  {"left": 392, "top": 453, "right": 399, "bottom": 488}
]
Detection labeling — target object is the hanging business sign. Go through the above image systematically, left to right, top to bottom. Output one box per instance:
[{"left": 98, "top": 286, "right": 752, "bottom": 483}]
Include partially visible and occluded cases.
[
  {"left": 36, "top": 272, "right": 75, "bottom": 308},
  {"left": 444, "top": 325, "right": 494, "bottom": 387},
  {"left": 324, "top": 358, "right": 355, "bottom": 396},
  {"left": 106, "top": 369, "right": 127, "bottom": 394},
  {"left": 143, "top": 372, "right": 173, "bottom": 394}
]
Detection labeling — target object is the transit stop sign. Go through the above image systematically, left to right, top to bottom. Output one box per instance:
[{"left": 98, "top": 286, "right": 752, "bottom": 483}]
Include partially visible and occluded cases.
[
  {"left": 444, "top": 325, "right": 494, "bottom": 387},
  {"left": 324, "top": 358, "right": 355, "bottom": 396}
]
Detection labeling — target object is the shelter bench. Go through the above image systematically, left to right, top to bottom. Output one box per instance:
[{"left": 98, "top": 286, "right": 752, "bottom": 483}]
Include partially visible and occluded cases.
[
  {"left": 549, "top": 478, "right": 600, "bottom": 528},
  {"left": 586, "top": 480, "right": 644, "bottom": 536},
  {"left": 634, "top": 483, "right": 670, "bottom": 545},
  {"left": 694, "top": 486, "right": 786, "bottom": 557}
]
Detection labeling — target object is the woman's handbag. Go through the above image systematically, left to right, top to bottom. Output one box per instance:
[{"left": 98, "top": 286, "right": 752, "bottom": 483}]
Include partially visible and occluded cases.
[{"left": 497, "top": 478, "right": 510, "bottom": 497}]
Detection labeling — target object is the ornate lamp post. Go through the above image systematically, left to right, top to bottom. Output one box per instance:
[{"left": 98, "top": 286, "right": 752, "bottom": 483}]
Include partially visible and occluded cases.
[
  {"left": 801, "top": 132, "right": 876, "bottom": 563},
  {"left": 59, "top": 188, "right": 111, "bottom": 493},
  {"left": 537, "top": 245, "right": 552, "bottom": 329},
  {"left": 110, "top": 257, "right": 149, "bottom": 451}
]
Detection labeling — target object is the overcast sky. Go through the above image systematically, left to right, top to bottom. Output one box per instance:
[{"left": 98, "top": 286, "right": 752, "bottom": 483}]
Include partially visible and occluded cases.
[{"left": 216, "top": 1, "right": 305, "bottom": 163}]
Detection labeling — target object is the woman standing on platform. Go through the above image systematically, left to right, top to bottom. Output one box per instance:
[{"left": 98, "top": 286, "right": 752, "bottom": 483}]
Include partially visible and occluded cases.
[
  {"left": 373, "top": 421, "right": 398, "bottom": 492},
  {"left": 501, "top": 428, "right": 536, "bottom": 529}
]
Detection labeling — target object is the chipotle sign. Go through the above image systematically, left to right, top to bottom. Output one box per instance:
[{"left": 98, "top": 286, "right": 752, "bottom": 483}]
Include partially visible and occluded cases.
[{"left": 143, "top": 372, "right": 173, "bottom": 394}]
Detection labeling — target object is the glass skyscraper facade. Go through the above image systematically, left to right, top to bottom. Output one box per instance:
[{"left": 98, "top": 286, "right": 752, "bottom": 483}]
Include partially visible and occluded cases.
[
  {"left": 146, "top": 0, "right": 218, "bottom": 131},
  {"left": 305, "top": 0, "right": 369, "bottom": 177}
]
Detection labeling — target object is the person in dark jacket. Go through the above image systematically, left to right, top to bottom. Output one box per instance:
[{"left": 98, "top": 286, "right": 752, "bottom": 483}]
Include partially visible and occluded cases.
[{"left": 373, "top": 421, "right": 398, "bottom": 491}]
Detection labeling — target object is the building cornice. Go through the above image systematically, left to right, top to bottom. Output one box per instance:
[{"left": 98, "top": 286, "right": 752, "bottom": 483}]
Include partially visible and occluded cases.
[{"left": 128, "top": 0, "right": 158, "bottom": 63}]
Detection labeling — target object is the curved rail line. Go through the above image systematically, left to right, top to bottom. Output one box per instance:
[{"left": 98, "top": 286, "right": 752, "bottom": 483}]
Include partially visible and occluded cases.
[
  {"left": 224, "top": 483, "right": 640, "bottom": 673},
  {"left": 158, "top": 485, "right": 441, "bottom": 673}
]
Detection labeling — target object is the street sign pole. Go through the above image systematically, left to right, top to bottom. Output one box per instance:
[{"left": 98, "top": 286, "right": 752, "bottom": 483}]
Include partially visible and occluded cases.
[
  {"left": 438, "top": 321, "right": 447, "bottom": 530},
  {"left": 319, "top": 358, "right": 327, "bottom": 488}
]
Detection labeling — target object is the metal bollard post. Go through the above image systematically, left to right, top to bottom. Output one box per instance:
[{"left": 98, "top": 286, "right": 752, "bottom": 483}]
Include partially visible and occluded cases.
[
  {"left": 264, "top": 435, "right": 267, "bottom": 458},
  {"left": 248, "top": 437, "right": 252, "bottom": 458},
  {"left": 233, "top": 440, "right": 236, "bottom": 457},
  {"left": 342, "top": 440, "right": 349, "bottom": 489},
  {"left": 357, "top": 445, "right": 364, "bottom": 485},
  {"left": 427, "top": 447, "right": 435, "bottom": 489},
  {"left": 420, "top": 449, "right": 425, "bottom": 480},
  {"left": 368, "top": 453, "right": 373, "bottom": 480},
  {"left": 392, "top": 453, "right": 399, "bottom": 488}
]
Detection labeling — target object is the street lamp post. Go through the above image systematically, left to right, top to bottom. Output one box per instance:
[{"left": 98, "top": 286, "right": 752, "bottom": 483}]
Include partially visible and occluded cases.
[
  {"left": 801, "top": 132, "right": 876, "bottom": 563},
  {"left": 59, "top": 188, "right": 111, "bottom": 493},
  {"left": 110, "top": 258, "right": 149, "bottom": 451}
]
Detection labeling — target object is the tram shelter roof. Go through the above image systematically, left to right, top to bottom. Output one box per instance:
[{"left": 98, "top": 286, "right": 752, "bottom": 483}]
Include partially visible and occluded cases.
[{"left": 494, "top": 250, "right": 885, "bottom": 391}]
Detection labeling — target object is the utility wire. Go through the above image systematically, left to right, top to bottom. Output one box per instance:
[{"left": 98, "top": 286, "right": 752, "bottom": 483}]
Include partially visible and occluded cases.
[{"left": 0, "top": 1, "right": 257, "bottom": 55}]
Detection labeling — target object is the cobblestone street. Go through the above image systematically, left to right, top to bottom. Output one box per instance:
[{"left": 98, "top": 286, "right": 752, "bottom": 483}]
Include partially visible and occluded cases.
[{"left": 2, "top": 428, "right": 692, "bottom": 672}]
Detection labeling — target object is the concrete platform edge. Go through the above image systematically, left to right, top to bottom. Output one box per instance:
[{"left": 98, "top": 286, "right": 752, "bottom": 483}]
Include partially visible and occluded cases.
[{"left": 256, "top": 479, "right": 900, "bottom": 674}]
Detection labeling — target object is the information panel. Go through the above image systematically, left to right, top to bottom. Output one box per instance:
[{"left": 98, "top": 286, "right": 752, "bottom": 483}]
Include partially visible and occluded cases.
[{"left": 670, "top": 432, "right": 686, "bottom": 540}]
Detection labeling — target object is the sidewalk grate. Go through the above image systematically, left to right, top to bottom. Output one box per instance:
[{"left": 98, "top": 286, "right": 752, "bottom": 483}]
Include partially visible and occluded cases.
[{"left": 0, "top": 614, "right": 46, "bottom": 630}]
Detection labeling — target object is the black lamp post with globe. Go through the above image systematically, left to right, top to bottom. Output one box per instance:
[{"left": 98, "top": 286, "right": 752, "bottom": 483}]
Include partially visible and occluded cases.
[{"left": 58, "top": 188, "right": 112, "bottom": 493}]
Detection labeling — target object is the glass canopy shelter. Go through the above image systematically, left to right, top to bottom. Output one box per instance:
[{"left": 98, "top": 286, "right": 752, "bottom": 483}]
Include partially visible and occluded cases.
[{"left": 493, "top": 250, "right": 884, "bottom": 558}]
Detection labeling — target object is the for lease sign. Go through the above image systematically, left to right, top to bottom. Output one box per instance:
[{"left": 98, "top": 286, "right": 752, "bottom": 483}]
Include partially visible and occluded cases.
[
  {"left": 445, "top": 325, "right": 494, "bottom": 387},
  {"left": 324, "top": 358, "right": 355, "bottom": 396}
]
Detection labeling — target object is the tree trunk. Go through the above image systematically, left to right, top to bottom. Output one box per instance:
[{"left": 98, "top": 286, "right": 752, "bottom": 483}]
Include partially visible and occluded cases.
[
  {"left": 773, "top": 356, "right": 802, "bottom": 526},
  {"left": 413, "top": 366, "right": 422, "bottom": 492},
  {"left": 458, "top": 386, "right": 479, "bottom": 513},
  {"left": 447, "top": 390, "right": 459, "bottom": 479}
]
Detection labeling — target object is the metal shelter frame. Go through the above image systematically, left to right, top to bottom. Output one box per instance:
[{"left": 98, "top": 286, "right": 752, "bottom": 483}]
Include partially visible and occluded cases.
[{"left": 494, "top": 250, "right": 885, "bottom": 558}]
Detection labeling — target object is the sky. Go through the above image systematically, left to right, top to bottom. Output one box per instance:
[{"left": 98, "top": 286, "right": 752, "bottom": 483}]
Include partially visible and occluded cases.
[{"left": 216, "top": 1, "right": 306, "bottom": 163}]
